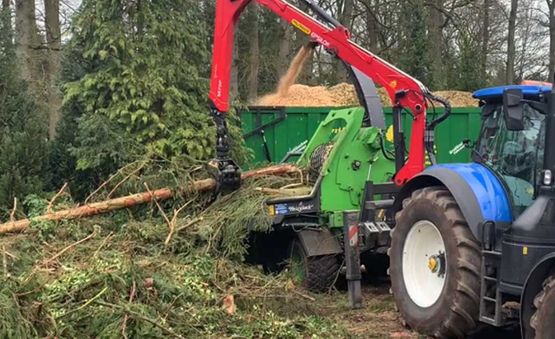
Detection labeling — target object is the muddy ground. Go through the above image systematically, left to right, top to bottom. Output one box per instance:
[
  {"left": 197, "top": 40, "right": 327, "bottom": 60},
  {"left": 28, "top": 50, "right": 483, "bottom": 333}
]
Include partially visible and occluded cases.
[{"left": 307, "top": 284, "right": 521, "bottom": 338}]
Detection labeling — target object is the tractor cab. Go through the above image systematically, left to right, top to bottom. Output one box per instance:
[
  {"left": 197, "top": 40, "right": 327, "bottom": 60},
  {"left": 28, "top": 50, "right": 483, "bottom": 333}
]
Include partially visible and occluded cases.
[{"left": 473, "top": 85, "right": 550, "bottom": 216}]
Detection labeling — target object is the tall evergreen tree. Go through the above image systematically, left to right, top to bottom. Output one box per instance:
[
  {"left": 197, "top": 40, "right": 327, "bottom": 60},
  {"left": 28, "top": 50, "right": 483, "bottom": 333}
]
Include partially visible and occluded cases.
[
  {"left": 61, "top": 0, "right": 220, "bottom": 186},
  {"left": 397, "top": 0, "right": 430, "bottom": 85},
  {"left": 0, "top": 8, "right": 48, "bottom": 215},
  {"left": 453, "top": 31, "right": 487, "bottom": 91}
]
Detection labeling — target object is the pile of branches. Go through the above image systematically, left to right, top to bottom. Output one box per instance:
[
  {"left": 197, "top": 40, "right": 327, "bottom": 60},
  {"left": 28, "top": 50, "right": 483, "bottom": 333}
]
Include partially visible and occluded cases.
[{"left": 0, "top": 160, "right": 345, "bottom": 338}]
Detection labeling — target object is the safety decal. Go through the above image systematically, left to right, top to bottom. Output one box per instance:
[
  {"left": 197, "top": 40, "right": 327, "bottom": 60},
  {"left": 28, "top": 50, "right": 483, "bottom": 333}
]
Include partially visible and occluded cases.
[{"left": 292, "top": 19, "right": 311, "bottom": 35}]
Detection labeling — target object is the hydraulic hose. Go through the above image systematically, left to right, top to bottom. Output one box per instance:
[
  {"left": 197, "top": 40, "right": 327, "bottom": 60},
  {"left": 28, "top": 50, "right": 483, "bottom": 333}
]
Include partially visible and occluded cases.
[
  {"left": 424, "top": 92, "right": 452, "bottom": 165},
  {"left": 426, "top": 92, "right": 452, "bottom": 131}
]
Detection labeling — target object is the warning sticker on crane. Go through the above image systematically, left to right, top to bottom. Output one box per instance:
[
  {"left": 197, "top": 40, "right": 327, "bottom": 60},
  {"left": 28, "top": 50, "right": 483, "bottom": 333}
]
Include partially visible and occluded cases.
[{"left": 292, "top": 19, "right": 311, "bottom": 35}]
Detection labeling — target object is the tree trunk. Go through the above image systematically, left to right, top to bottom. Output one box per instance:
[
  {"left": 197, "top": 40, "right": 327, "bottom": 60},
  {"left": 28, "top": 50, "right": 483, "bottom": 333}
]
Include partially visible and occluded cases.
[
  {"left": 15, "top": 0, "right": 40, "bottom": 83},
  {"left": 45, "top": 0, "right": 62, "bottom": 139},
  {"left": 336, "top": 0, "right": 353, "bottom": 82},
  {"left": 426, "top": 0, "right": 445, "bottom": 90},
  {"left": 481, "top": 0, "right": 491, "bottom": 76},
  {"left": 506, "top": 0, "right": 518, "bottom": 84},
  {"left": 295, "top": 1, "right": 314, "bottom": 84},
  {"left": 365, "top": 1, "right": 379, "bottom": 52},
  {"left": 548, "top": 1, "right": 555, "bottom": 80},
  {"left": 247, "top": 3, "right": 260, "bottom": 102},
  {"left": 517, "top": 6, "right": 532, "bottom": 82},
  {"left": 277, "top": 20, "right": 292, "bottom": 77},
  {"left": 0, "top": 164, "right": 299, "bottom": 234}
]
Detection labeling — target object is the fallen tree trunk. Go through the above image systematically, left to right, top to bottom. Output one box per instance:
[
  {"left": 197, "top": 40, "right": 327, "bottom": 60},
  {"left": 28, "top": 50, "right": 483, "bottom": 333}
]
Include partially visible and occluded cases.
[{"left": 0, "top": 164, "right": 299, "bottom": 234}]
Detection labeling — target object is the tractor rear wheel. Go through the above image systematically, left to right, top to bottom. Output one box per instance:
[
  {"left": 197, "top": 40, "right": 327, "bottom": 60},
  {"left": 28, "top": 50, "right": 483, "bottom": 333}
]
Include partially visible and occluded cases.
[
  {"left": 390, "top": 187, "right": 481, "bottom": 338},
  {"left": 289, "top": 240, "right": 339, "bottom": 293},
  {"left": 531, "top": 275, "right": 555, "bottom": 339}
]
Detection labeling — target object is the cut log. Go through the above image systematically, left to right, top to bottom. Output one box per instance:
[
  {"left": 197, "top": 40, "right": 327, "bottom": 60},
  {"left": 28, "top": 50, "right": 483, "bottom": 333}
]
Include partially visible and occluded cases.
[{"left": 0, "top": 164, "right": 299, "bottom": 234}]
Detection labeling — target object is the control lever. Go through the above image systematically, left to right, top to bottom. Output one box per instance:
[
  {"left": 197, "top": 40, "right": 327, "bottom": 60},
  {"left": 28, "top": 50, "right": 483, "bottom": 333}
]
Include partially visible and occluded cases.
[{"left": 449, "top": 139, "right": 472, "bottom": 155}]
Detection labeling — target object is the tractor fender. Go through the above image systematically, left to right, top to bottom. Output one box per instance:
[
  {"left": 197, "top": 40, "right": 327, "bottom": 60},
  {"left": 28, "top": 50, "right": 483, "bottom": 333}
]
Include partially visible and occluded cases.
[
  {"left": 394, "top": 163, "right": 512, "bottom": 242},
  {"left": 296, "top": 228, "right": 342, "bottom": 257},
  {"left": 520, "top": 253, "right": 555, "bottom": 339}
]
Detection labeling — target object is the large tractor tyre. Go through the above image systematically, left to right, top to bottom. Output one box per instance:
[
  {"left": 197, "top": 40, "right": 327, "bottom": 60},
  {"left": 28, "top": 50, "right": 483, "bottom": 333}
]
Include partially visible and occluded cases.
[
  {"left": 308, "top": 144, "right": 332, "bottom": 184},
  {"left": 390, "top": 187, "right": 481, "bottom": 338},
  {"left": 289, "top": 240, "right": 340, "bottom": 293},
  {"left": 531, "top": 275, "right": 555, "bottom": 338}
]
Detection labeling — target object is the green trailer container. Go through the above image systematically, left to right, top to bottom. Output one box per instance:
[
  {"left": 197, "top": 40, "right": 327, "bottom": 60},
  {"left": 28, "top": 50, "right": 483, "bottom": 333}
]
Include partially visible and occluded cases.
[{"left": 240, "top": 106, "right": 482, "bottom": 166}]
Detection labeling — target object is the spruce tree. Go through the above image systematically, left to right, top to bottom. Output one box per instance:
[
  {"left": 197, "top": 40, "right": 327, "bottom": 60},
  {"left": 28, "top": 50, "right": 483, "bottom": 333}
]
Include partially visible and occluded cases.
[
  {"left": 52, "top": 0, "right": 249, "bottom": 198},
  {"left": 62, "top": 0, "right": 221, "bottom": 183},
  {"left": 397, "top": 0, "right": 430, "bottom": 85},
  {"left": 0, "top": 8, "right": 48, "bottom": 216}
]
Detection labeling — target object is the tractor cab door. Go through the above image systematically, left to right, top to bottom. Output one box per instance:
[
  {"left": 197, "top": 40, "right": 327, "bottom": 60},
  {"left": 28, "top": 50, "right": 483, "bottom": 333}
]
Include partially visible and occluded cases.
[{"left": 475, "top": 103, "right": 545, "bottom": 217}]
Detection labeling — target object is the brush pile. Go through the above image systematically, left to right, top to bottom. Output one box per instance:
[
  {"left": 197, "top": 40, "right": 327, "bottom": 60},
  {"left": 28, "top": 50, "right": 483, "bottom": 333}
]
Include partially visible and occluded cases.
[{"left": 0, "top": 160, "right": 345, "bottom": 338}]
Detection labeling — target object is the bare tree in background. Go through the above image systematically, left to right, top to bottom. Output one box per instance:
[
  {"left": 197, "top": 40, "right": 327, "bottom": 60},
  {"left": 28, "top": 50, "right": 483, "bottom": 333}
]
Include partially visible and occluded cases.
[
  {"left": 15, "top": 0, "right": 41, "bottom": 83},
  {"left": 45, "top": 0, "right": 62, "bottom": 139},
  {"left": 336, "top": 0, "right": 353, "bottom": 82},
  {"left": 426, "top": 0, "right": 446, "bottom": 89},
  {"left": 481, "top": 0, "right": 491, "bottom": 76},
  {"left": 506, "top": 0, "right": 518, "bottom": 83},
  {"left": 547, "top": 0, "right": 555, "bottom": 79},
  {"left": 364, "top": 1, "right": 379, "bottom": 52},
  {"left": 247, "top": 3, "right": 260, "bottom": 101},
  {"left": 277, "top": 21, "right": 293, "bottom": 77}
]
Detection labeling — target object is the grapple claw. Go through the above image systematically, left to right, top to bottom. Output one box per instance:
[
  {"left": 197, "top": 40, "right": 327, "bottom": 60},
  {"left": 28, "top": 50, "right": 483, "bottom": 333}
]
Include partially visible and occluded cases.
[{"left": 208, "top": 158, "right": 241, "bottom": 195}]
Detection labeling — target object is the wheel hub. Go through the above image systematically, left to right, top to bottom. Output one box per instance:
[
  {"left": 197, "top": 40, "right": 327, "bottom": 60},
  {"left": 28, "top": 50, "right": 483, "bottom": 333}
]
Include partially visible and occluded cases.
[
  {"left": 402, "top": 220, "right": 447, "bottom": 308},
  {"left": 427, "top": 252, "right": 445, "bottom": 277},
  {"left": 427, "top": 256, "right": 438, "bottom": 272}
]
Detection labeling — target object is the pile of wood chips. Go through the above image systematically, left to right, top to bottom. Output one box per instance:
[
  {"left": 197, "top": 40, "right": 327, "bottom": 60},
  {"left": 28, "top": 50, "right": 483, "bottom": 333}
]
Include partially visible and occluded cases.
[
  {"left": 256, "top": 83, "right": 478, "bottom": 108},
  {"left": 257, "top": 84, "right": 346, "bottom": 107},
  {"left": 434, "top": 90, "right": 479, "bottom": 107}
]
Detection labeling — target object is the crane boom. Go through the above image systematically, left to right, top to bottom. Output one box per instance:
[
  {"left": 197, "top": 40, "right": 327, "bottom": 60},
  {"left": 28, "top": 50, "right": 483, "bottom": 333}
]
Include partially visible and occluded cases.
[{"left": 209, "top": 0, "right": 448, "bottom": 188}]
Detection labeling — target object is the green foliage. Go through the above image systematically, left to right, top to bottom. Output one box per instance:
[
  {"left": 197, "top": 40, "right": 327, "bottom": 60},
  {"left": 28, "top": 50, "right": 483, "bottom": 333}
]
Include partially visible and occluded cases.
[
  {"left": 56, "top": 0, "right": 248, "bottom": 197},
  {"left": 0, "top": 9, "right": 48, "bottom": 217},
  {"left": 48, "top": 37, "right": 101, "bottom": 194},
  {"left": 0, "top": 186, "right": 346, "bottom": 338},
  {"left": 23, "top": 195, "right": 59, "bottom": 240}
]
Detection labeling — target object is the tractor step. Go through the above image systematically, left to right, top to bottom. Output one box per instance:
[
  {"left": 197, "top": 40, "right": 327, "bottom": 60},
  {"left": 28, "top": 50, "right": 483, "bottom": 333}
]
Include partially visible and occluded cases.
[{"left": 479, "top": 249, "right": 504, "bottom": 326}]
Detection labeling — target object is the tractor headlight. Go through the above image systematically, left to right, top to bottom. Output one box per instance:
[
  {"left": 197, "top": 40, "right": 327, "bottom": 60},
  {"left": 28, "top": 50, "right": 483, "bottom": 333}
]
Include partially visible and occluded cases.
[{"left": 544, "top": 170, "right": 553, "bottom": 186}]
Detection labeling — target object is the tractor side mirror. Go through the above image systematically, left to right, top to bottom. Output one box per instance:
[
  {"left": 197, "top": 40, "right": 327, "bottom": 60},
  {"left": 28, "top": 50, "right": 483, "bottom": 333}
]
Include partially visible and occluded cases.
[{"left": 503, "top": 88, "right": 525, "bottom": 131}]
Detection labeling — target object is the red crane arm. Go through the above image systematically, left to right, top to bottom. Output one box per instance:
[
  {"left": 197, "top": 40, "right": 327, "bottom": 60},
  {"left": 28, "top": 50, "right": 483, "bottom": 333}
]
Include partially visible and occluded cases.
[{"left": 209, "top": 0, "right": 432, "bottom": 186}]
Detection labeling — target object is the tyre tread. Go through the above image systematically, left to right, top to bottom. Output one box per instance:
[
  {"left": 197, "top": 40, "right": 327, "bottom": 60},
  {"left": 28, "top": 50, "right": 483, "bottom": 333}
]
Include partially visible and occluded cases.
[
  {"left": 391, "top": 186, "right": 481, "bottom": 338},
  {"left": 304, "top": 254, "right": 339, "bottom": 292},
  {"left": 530, "top": 275, "right": 555, "bottom": 335}
]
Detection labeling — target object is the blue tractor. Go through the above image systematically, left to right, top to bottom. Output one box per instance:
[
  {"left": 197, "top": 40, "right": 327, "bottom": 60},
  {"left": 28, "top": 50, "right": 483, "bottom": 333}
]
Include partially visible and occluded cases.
[{"left": 390, "top": 84, "right": 555, "bottom": 338}]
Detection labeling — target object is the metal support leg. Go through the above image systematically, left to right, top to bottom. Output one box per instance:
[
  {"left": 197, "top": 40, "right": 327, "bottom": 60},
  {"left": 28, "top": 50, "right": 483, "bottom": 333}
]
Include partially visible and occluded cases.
[{"left": 344, "top": 212, "right": 362, "bottom": 308}]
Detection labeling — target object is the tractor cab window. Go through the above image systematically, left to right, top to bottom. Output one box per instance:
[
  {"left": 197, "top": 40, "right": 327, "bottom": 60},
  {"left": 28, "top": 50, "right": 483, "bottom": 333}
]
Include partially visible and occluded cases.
[{"left": 476, "top": 103, "right": 545, "bottom": 216}]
